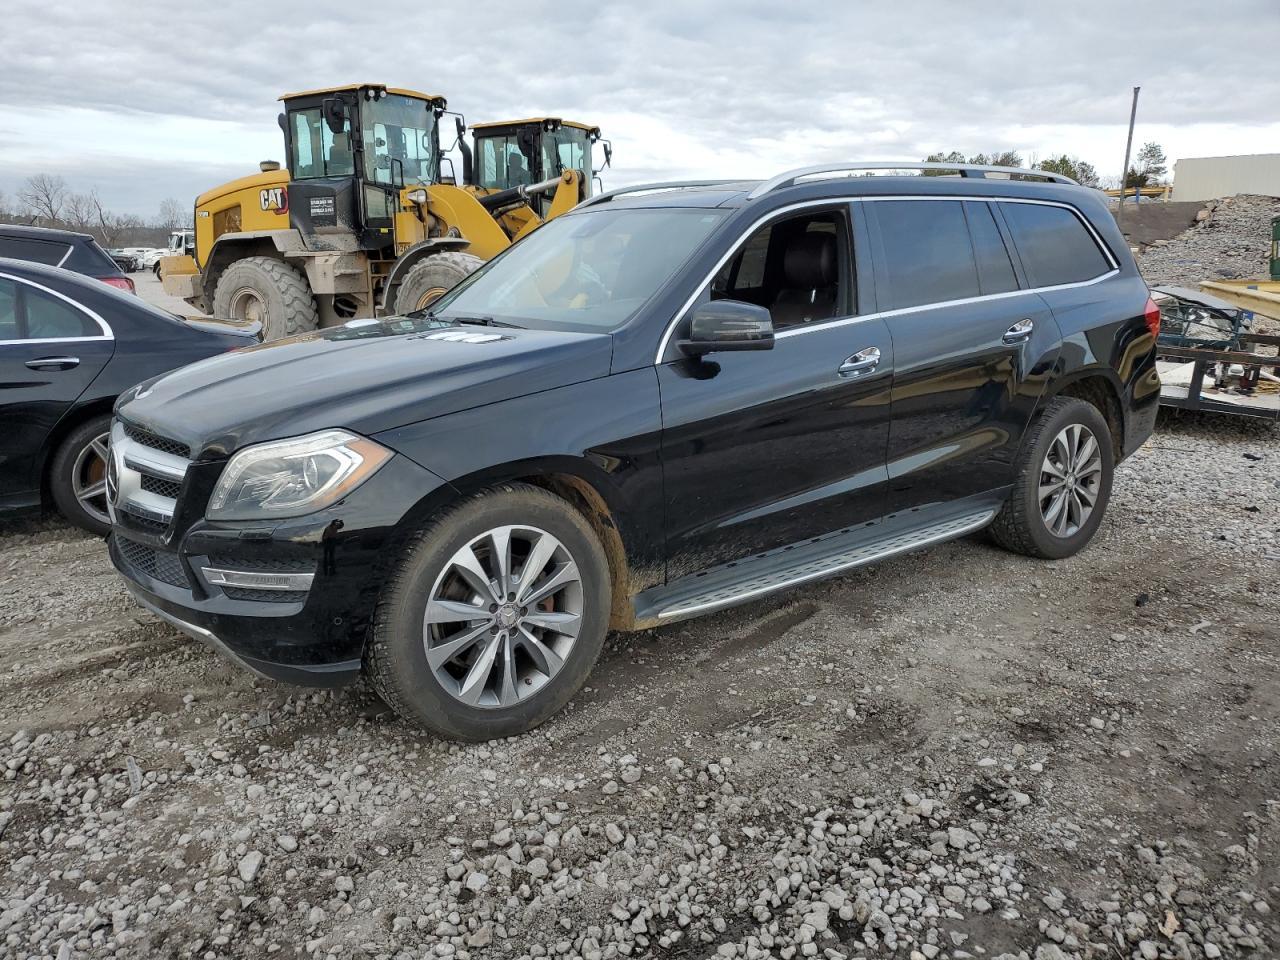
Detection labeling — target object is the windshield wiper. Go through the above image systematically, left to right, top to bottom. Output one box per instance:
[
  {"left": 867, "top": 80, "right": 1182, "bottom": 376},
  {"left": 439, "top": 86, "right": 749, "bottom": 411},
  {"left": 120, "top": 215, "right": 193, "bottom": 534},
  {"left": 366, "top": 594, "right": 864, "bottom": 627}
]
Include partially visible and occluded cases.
[{"left": 444, "top": 315, "right": 524, "bottom": 329}]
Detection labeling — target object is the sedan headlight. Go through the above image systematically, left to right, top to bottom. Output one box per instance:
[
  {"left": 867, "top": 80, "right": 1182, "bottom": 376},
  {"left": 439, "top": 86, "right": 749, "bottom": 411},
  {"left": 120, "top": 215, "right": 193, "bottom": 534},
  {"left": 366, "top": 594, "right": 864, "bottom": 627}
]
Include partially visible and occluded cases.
[{"left": 207, "top": 430, "right": 392, "bottom": 521}]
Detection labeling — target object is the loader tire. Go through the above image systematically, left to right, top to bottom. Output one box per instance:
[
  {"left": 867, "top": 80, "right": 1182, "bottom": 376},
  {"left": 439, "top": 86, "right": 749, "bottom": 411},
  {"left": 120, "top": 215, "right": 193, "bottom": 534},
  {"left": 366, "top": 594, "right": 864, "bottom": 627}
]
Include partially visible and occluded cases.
[
  {"left": 392, "top": 252, "right": 484, "bottom": 315},
  {"left": 212, "top": 256, "right": 318, "bottom": 341}
]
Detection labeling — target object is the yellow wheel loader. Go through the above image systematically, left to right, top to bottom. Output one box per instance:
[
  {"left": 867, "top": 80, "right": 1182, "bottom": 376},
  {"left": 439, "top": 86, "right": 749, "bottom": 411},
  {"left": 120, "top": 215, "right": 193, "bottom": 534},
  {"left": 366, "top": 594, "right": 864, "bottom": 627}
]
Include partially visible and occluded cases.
[{"left": 161, "top": 84, "right": 607, "bottom": 338}]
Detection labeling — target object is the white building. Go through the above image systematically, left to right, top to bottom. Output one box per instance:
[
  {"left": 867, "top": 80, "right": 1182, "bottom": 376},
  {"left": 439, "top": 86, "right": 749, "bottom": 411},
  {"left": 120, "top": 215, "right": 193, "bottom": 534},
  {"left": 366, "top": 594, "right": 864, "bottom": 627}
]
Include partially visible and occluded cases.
[{"left": 1172, "top": 154, "right": 1280, "bottom": 202}]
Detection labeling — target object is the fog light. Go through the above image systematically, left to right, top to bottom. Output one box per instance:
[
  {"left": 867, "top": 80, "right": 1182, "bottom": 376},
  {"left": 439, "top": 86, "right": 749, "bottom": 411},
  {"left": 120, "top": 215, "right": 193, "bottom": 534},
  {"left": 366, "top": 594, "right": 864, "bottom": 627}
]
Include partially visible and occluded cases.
[{"left": 201, "top": 567, "right": 315, "bottom": 592}]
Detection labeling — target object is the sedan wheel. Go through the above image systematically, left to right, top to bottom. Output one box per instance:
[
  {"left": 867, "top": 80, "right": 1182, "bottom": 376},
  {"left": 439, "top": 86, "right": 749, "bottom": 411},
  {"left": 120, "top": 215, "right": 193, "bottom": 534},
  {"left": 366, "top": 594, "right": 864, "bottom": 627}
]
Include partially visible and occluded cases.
[
  {"left": 49, "top": 413, "right": 115, "bottom": 536},
  {"left": 71, "top": 431, "right": 112, "bottom": 528}
]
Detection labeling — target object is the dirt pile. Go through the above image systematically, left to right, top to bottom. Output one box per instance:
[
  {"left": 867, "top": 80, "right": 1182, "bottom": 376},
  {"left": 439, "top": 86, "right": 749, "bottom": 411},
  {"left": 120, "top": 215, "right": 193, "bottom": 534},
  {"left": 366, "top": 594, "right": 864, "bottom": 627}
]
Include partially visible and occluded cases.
[{"left": 1138, "top": 195, "right": 1280, "bottom": 287}]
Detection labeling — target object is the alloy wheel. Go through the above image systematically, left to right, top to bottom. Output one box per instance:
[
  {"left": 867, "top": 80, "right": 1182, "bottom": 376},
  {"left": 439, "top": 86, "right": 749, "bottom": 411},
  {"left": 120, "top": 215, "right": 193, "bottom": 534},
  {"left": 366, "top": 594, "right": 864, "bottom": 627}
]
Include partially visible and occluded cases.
[
  {"left": 1039, "top": 423, "right": 1102, "bottom": 538},
  {"left": 72, "top": 431, "right": 111, "bottom": 526},
  {"left": 423, "top": 525, "right": 583, "bottom": 708}
]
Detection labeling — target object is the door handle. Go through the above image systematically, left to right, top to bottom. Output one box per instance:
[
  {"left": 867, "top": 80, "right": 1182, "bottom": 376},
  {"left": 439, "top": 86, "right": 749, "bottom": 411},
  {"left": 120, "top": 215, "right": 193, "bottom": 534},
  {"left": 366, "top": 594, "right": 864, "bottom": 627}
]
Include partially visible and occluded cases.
[
  {"left": 1002, "top": 318, "right": 1034, "bottom": 343},
  {"left": 837, "top": 346, "right": 881, "bottom": 377},
  {"left": 25, "top": 356, "right": 80, "bottom": 371}
]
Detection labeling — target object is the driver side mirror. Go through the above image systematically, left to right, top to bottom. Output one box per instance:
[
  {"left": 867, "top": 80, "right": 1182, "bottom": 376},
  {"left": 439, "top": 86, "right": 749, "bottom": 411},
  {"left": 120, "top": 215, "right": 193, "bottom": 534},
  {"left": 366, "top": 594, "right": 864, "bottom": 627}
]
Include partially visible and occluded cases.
[{"left": 679, "top": 300, "right": 774, "bottom": 356}]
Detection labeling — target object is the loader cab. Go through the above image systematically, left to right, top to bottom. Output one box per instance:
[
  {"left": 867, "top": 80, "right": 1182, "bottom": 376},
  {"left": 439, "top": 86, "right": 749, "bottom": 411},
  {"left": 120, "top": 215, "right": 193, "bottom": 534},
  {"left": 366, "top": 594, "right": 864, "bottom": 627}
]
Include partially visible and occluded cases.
[
  {"left": 278, "top": 84, "right": 445, "bottom": 252},
  {"left": 472, "top": 118, "right": 605, "bottom": 215}
]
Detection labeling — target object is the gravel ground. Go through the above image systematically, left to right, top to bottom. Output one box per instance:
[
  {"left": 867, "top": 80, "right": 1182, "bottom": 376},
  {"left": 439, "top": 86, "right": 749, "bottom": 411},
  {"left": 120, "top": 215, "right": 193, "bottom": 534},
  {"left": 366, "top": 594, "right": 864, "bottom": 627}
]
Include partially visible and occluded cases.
[
  {"left": 2, "top": 199, "right": 1277, "bottom": 960},
  {"left": 0, "top": 410, "right": 1276, "bottom": 960}
]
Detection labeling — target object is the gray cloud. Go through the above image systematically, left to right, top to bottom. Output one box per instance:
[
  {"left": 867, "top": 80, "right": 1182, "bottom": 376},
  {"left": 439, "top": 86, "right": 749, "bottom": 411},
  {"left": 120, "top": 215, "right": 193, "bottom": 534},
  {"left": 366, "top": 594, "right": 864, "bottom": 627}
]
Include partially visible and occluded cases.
[{"left": 1, "top": 0, "right": 1277, "bottom": 215}]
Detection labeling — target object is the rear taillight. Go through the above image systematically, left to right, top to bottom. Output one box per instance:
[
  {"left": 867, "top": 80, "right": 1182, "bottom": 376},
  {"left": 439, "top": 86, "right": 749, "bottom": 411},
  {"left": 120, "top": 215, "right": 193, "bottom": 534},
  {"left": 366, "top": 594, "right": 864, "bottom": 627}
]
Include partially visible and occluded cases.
[
  {"left": 102, "top": 276, "right": 135, "bottom": 294},
  {"left": 1143, "top": 296, "right": 1161, "bottom": 339}
]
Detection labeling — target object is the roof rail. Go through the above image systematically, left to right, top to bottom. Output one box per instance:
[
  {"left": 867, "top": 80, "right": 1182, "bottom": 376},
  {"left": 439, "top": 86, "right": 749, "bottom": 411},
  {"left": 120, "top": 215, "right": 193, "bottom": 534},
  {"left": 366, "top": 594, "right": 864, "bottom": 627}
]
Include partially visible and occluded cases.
[
  {"left": 746, "top": 162, "right": 1077, "bottom": 199},
  {"left": 579, "top": 180, "right": 746, "bottom": 208}
]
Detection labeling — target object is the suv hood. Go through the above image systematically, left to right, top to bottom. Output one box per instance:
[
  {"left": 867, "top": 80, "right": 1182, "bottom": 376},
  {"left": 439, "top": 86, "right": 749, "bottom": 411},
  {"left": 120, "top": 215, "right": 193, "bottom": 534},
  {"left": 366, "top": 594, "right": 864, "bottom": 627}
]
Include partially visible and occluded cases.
[{"left": 118, "top": 316, "right": 613, "bottom": 459}]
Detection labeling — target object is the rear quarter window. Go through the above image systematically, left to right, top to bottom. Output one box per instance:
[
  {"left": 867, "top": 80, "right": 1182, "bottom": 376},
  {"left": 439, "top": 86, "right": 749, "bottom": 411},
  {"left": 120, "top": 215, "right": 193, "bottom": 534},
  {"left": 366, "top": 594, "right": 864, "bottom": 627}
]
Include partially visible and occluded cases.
[
  {"left": 999, "top": 202, "right": 1113, "bottom": 288},
  {"left": 0, "top": 236, "right": 71, "bottom": 266},
  {"left": 63, "top": 239, "right": 121, "bottom": 275}
]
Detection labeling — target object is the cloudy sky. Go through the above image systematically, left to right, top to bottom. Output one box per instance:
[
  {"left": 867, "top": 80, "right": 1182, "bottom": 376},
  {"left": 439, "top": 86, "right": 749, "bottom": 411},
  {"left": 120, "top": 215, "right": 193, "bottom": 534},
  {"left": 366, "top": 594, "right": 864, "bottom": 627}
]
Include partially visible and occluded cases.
[{"left": 2, "top": 0, "right": 1278, "bottom": 219}]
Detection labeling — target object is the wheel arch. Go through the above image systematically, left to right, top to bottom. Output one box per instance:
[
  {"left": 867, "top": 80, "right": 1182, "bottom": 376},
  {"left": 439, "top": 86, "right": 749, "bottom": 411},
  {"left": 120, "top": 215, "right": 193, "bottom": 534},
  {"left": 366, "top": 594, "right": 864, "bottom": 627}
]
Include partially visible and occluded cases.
[
  {"left": 202, "top": 231, "right": 302, "bottom": 303},
  {"left": 1042, "top": 368, "right": 1125, "bottom": 460},
  {"left": 38, "top": 398, "right": 115, "bottom": 505},
  {"left": 397, "top": 457, "right": 639, "bottom": 631}
]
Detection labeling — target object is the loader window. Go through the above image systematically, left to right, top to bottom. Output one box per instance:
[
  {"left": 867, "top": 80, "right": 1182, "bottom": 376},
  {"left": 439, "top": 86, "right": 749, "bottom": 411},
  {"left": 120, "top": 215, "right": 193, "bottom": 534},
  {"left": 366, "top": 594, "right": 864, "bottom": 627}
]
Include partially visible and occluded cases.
[
  {"left": 362, "top": 94, "right": 437, "bottom": 185},
  {"left": 289, "top": 109, "right": 355, "bottom": 180},
  {"left": 541, "top": 129, "right": 589, "bottom": 181},
  {"left": 478, "top": 135, "right": 533, "bottom": 191}
]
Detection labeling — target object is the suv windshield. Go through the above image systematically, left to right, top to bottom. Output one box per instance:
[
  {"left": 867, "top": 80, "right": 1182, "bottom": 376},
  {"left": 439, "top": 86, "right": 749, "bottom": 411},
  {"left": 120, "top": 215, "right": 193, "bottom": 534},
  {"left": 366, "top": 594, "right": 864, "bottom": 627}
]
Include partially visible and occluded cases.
[{"left": 429, "top": 207, "right": 726, "bottom": 332}]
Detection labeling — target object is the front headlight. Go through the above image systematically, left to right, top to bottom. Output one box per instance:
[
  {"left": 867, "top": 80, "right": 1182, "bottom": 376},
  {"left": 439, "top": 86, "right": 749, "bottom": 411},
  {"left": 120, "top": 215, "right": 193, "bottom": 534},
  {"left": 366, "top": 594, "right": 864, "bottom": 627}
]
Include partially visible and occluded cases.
[{"left": 207, "top": 430, "right": 392, "bottom": 521}]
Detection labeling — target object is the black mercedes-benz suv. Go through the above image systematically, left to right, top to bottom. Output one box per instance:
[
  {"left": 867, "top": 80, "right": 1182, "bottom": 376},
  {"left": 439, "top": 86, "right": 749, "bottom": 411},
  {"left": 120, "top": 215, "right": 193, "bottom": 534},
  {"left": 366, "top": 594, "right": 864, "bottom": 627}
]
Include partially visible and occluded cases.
[{"left": 108, "top": 161, "right": 1160, "bottom": 740}]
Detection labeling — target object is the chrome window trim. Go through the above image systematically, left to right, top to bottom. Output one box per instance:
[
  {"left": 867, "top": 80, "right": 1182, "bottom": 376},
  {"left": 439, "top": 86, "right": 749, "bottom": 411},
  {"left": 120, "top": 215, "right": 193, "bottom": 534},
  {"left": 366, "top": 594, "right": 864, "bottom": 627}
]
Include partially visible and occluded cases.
[
  {"left": 652, "top": 194, "right": 1119, "bottom": 363},
  {"left": 56, "top": 245, "right": 73, "bottom": 267},
  {"left": 0, "top": 270, "right": 114, "bottom": 344}
]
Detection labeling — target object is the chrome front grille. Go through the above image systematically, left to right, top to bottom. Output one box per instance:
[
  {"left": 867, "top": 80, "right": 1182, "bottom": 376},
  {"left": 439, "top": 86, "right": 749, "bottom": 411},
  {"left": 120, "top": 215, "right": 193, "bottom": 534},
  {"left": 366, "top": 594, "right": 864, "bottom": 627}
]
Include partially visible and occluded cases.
[{"left": 109, "top": 419, "right": 191, "bottom": 531}]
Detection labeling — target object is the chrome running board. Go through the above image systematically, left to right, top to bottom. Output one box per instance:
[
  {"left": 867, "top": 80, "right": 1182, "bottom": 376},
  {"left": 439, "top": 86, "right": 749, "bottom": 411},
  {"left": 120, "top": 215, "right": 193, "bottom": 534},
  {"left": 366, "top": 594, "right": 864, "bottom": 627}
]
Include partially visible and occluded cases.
[{"left": 636, "top": 502, "right": 998, "bottom": 624}]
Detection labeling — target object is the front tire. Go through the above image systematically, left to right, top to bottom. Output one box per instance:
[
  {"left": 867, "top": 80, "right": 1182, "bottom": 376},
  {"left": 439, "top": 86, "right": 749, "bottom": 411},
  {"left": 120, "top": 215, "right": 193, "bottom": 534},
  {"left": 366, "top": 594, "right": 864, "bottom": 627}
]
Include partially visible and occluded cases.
[
  {"left": 392, "top": 252, "right": 484, "bottom": 315},
  {"left": 212, "top": 256, "right": 319, "bottom": 340},
  {"left": 990, "top": 397, "right": 1114, "bottom": 560},
  {"left": 49, "top": 414, "right": 113, "bottom": 536},
  {"left": 365, "top": 483, "right": 611, "bottom": 740}
]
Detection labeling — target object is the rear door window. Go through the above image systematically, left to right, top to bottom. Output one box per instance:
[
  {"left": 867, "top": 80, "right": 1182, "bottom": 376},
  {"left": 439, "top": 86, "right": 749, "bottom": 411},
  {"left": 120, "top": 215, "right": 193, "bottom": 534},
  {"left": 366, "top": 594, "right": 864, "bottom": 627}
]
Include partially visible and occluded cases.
[
  {"left": 871, "top": 200, "right": 979, "bottom": 310},
  {"left": 964, "top": 202, "right": 1019, "bottom": 295},
  {"left": 999, "top": 202, "right": 1113, "bottom": 287},
  {"left": 0, "top": 236, "right": 71, "bottom": 266},
  {"left": 63, "top": 240, "right": 120, "bottom": 275},
  {"left": 22, "top": 287, "right": 99, "bottom": 339}
]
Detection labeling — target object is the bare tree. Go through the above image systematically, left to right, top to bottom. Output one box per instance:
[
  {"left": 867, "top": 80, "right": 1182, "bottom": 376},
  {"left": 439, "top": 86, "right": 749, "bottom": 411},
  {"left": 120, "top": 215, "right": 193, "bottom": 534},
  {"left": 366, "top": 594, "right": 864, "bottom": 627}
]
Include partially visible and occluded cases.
[
  {"left": 17, "top": 174, "right": 68, "bottom": 225},
  {"left": 64, "top": 192, "right": 98, "bottom": 234},
  {"left": 156, "top": 197, "right": 187, "bottom": 232}
]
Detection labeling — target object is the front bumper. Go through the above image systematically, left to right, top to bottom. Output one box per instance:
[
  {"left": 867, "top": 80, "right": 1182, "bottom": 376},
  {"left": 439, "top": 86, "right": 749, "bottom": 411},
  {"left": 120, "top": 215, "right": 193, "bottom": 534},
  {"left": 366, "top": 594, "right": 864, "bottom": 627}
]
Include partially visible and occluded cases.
[{"left": 108, "top": 453, "right": 450, "bottom": 687}]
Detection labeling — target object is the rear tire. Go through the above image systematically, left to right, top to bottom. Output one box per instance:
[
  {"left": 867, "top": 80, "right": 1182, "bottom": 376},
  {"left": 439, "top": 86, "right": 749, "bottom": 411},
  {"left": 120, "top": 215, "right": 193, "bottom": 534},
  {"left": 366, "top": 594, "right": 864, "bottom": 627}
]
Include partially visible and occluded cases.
[
  {"left": 392, "top": 252, "right": 484, "bottom": 315},
  {"left": 212, "top": 256, "right": 318, "bottom": 340},
  {"left": 990, "top": 397, "right": 1114, "bottom": 559},
  {"left": 49, "top": 414, "right": 113, "bottom": 536},
  {"left": 365, "top": 483, "right": 611, "bottom": 741}
]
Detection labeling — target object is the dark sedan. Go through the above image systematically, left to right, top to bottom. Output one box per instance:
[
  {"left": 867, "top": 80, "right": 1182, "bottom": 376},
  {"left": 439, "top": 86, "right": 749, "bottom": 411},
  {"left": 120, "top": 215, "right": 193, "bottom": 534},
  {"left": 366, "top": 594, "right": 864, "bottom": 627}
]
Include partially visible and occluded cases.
[{"left": 0, "top": 257, "right": 258, "bottom": 534}]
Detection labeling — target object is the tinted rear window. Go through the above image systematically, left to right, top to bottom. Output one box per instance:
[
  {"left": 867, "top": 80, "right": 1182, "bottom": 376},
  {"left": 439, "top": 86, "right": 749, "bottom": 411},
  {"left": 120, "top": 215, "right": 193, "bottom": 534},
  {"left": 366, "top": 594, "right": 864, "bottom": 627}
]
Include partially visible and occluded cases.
[
  {"left": 873, "top": 200, "right": 979, "bottom": 310},
  {"left": 965, "top": 202, "right": 1019, "bottom": 295},
  {"left": 999, "top": 202, "right": 1112, "bottom": 287},
  {"left": 0, "top": 236, "right": 71, "bottom": 266},
  {"left": 63, "top": 239, "right": 121, "bottom": 275},
  {"left": 23, "top": 286, "right": 100, "bottom": 338}
]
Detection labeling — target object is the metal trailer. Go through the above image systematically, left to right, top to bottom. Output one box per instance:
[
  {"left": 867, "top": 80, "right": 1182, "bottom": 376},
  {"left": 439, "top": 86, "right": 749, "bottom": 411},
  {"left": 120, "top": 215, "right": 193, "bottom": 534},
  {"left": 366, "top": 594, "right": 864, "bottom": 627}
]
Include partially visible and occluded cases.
[{"left": 1153, "top": 286, "right": 1280, "bottom": 421}]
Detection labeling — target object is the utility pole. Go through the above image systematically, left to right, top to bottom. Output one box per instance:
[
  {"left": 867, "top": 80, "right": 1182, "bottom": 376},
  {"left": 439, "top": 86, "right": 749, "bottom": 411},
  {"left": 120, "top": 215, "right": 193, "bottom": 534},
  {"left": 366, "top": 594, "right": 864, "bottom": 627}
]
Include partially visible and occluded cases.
[{"left": 1117, "top": 86, "right": 1140, "bottom": 229}]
